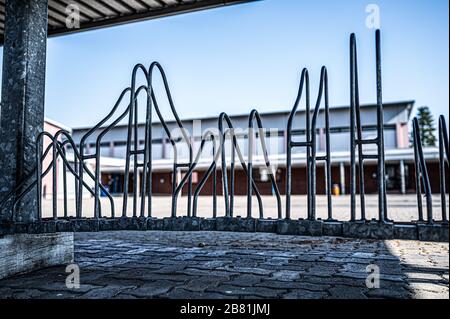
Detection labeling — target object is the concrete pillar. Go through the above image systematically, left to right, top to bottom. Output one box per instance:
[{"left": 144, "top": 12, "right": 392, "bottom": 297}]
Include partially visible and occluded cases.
[
  {"left": 0, "top": 0, "right": 49, "bottom": 223},
  {"left": 396, "top": 122, "right": 409, "bottom": 149},
  {"left": 319, "top": 128, "right": 325, "bottom": 151},
  {"left": 162, "top": 138, "right": 167, "bottom": 159},
  {"left": 108, "top": 141, "right": 115, "bottom": 157},
  {"left": 399, "top": 160, "right": 406, "bottom": 194},
  {"left": 340, "top": 162, "right": 346, "bottom": 195},
  {"left": 136, "top": 170, "right": 142, "bottom": 196},
  {"left": 176, "top": 170, "right": 182, "bottom": 196}
]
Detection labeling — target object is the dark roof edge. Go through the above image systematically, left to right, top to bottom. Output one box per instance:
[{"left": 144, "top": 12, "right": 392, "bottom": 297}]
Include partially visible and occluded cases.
[{"left": 72, "top": 100, "right": 415, "bottom": 131}]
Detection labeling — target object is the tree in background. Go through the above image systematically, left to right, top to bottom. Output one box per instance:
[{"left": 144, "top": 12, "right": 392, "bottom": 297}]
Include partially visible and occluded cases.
[{"left": 411, "top": 106, "right": 437, "bottom": 147}]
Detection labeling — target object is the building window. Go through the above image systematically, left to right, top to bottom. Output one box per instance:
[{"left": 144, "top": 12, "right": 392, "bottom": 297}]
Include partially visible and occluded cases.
[
  {"left": 386, "top": 164, "right": 400, "bottom": 191},
  {"left": 252, "top": 167, "right": 282, "bottom": 183}
]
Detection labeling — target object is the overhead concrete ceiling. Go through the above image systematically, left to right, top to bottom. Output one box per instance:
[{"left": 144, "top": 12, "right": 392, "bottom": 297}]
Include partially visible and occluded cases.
[{"left": 0, "top": 0, "right": 256, "bottom": 44}]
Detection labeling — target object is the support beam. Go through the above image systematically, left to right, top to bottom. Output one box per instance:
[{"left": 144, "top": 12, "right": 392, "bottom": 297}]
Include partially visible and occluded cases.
[
  {"left": 0, "top": 0, "right": 49, "bottom": 223},
  {"left": 400, "top": 160, "right": 406, "bottom": 195},
  {"left": 340, "top": 162, "right": 346, "bottom": 195},
  {"left": 136, "top": 171, "right": 142, "bottom": 199}
]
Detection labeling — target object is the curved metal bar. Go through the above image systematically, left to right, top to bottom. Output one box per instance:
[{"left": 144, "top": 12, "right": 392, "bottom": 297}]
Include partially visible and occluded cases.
[
  {"left": 349, "top": 30, "right": 387, "bottom": 223},
  {"left": 375, "top": 30, "right": 388, "bottom": 222},
  {"left": 349, "top": 32, "right": 367, "bottom": 222},
  {"left": 149, "top": 62, "right": 194, "bottom": 217},
  {"left": 122, "top": 64, "right": 149, "bottom": 217},
  {"left": 310, "top": 66, "right": 333, "bottom": 221},
  {"left": 286, "top": 68, "right": 310, "bottom": 220},
  {"left": 93, "top": 85, "right": 147, "bottom": 219},
  {"left": 78, "top": 87, "right": 132, "bottom": 218},
  {"left": 79, "top": 88, "right": 133, "bottom": 148},
  {"left": 151, "top": 94, "right": 181, "bottom": 217},
  {"left": 248, "top": 110, "right": 282, "bottom": 219},
  {"left": 218, "top": 112, "right": 264, "bottom": 218},
  {"left": 218, "top": 113, "right": 235, "bottom": 217},
  {"left": 438, "top": 115, "right": 449, "bottom": 222},
  {"left": 439, "top": 116, "right": 450, "bottom": 162},
  {"left": 413, "top": 117, "right": 433, "bottom": 224},
  {"left": 53, "top": 129, "right": 113, "bottom": 219},
  {"left": 56, "top": 130, "right": 112, "bottom": 216},
  {"left": 55, "top": 131, "right": 110, "bottom": 214},
  {"left": 172, "top": 131, "right": 221, "bottom": 217},
  {"left": 13, "top": 132, "right": 69, "bottom": 220},
  {"left": 36, "top": 132, "right": 56, "bottom": 219},
  {"left": 13, "top": 133, "right": 102, "bottom": 221},
  {"left": 192, "top": 136, "right": 218, "bottom": 217},
  {"left": 36, "top": 139, "right": 71, "bottom": 219},
  {"left": 53, "top": 140, "right": 101, "bottom": 213},
  {"left": 0, "top": 141, "right": 56, "bottom": 216},
  {"left": 61, "top": 145, "right": 68, "bottom": 218}
]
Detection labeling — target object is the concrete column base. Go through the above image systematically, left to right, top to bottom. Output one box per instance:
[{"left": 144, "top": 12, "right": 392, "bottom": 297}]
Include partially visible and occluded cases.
[
  {"left": 162, "top": 217, "right": 201, "bottom": 231},
  {"left": 215, "top": 217, "right": 257, "bottom": 232},
  {"left": 3, "top": 218, "right": 448, "bottom": 243},
  {"left": 256, "top": 219, "right": 278, "bottom": 233},
  {"left": 277, "top": 219, "right": 323, "bottom": 236},
  {"left": 342, "top": 220, "right": 395, "bottom": 239},
  {"left": 418, "top": 224, "right": 450, "bottom": 242},
  {"left": 0, "top": 232, "right": 73, "bottom": 280}
]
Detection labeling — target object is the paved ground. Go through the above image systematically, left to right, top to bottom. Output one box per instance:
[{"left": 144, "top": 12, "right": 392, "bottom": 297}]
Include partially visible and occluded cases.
[
  {"left": 42, "top": 194, "right": 449, "bottom": 222},
  {"left": 0, "top": 231, "right": 448, "bottom": 299}
]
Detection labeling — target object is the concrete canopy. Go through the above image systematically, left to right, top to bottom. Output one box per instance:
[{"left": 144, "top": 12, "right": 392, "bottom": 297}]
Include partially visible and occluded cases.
[{"left": 0, "top": 0, "right": 256, "bottom": 44}]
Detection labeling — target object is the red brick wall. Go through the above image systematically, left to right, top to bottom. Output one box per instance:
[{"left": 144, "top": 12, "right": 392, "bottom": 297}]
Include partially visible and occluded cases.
[
  {"left": 150, "top": 162, "right": 449, "bottom": 196},
  {"left": 407, "top": 162, "right": 449, "bottom": 194},
  {"left": 152, "top": 172, "right": 173, "bottom": 195}
]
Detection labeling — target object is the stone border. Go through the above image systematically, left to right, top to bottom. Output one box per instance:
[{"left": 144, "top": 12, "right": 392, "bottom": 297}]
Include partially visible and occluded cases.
[
  {"left": 1, "top": 217, "right": 448, "bottom": 242},
  {"left": 0, "top": 232, "right": 74, "bottom": 280}
]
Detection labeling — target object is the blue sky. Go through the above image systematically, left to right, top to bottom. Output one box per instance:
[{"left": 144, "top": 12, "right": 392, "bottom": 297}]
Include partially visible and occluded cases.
[{"left": 1, "top": 0, "right": 448, "bottom": 128}]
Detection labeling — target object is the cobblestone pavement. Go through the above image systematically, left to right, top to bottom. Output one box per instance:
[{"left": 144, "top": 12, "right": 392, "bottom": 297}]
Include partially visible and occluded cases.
[
  {"left": 42, "top": 194, "right": 449, "bottom": 222},
  {"left": 0, "top": 231, "right": 448, "bottom": 299}
]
